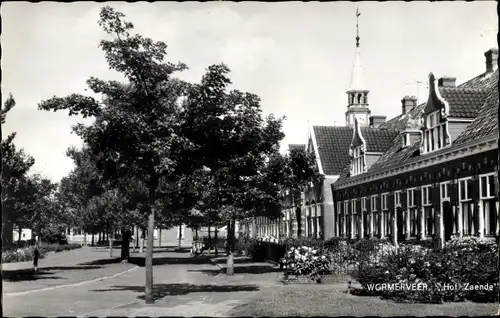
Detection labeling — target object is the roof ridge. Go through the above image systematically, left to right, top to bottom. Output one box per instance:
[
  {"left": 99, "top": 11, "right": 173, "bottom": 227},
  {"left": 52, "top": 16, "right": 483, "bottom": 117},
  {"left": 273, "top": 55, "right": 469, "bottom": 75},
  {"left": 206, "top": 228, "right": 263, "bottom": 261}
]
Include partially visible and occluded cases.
[{"left": 439, "top": 86, "right": 490, "bottom": 92}]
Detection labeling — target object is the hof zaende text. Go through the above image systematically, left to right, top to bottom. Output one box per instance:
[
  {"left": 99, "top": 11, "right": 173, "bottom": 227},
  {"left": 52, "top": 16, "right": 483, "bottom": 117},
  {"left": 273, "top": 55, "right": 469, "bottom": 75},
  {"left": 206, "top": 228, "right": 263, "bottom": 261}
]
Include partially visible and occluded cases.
[{"left": 366, "top": 283, "right": 496, "bottom": 292}]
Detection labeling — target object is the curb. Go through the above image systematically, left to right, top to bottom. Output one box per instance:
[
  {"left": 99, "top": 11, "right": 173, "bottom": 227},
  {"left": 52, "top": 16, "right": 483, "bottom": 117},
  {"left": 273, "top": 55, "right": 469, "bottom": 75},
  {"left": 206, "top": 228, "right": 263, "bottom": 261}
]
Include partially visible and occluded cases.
[
  {"left": 208, "top": 257, "right": 223, "bottom": 271},
  {"left": 4, "top": 266, "right": 139, "bottom": 297}
]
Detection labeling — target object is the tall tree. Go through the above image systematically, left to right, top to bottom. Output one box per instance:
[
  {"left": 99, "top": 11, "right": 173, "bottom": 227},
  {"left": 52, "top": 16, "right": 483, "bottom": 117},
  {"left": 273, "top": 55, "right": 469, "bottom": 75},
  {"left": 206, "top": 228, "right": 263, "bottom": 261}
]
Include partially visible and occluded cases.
[
  {"left": 38, "top": 7, "right": 197, "bottom": 303},
  {"left": 182, "top": 64, "right": 285, "bottom": 275},
  {"left": 1, "top": 94, "right": 36, "bottom": 245},
  {"left": 285, "top": 148, "right": 320, "bottom": 237}
]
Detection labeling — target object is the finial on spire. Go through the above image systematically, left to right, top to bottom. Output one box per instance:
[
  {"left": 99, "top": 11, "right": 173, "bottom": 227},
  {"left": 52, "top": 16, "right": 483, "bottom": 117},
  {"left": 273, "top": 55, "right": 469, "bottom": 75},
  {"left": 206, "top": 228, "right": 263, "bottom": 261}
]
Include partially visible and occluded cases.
[{"left": 356, "top": 8, "right": 361, "bottom": 47}]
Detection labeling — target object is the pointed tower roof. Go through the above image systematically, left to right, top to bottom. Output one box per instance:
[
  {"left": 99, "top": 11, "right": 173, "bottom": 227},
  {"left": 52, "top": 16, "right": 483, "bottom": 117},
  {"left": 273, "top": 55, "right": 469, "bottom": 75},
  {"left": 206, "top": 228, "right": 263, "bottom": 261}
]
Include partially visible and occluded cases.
[{"left": 348, "top": 9, "right": 366, "bottom": 91}]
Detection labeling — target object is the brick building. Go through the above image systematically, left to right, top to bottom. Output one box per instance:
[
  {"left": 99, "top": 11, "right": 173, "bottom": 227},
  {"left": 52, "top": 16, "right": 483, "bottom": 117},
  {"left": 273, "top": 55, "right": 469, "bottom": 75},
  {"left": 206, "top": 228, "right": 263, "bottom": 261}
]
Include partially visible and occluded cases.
[{"left": 331, "top": 49, "right": 499, "bottom": 247}]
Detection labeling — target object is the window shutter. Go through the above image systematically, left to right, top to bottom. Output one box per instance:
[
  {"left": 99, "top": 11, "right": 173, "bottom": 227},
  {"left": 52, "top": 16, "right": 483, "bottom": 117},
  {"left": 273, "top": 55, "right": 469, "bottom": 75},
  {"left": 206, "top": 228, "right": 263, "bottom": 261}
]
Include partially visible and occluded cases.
[
  {"left": 495, "top": 174, "right": 499, "bottom": 197},
  {"left": 489, "top": 175, "right": 495, "bottom": 198},
  {"left": 468, "top": 178, "right": 479, "bottom": 201},
  {"left": 450, "top": 182, "right": 458, "bottom": 204},
  {"left": 432, "top": 185, "right": 440, "bottom": 208},
  {"left": 414, "top": 188, "right": 421, "bottom": 208},
  {"left": 401, "top": 191, "right": 407, "bottom": 210},
  {"left": 388, "top": 192, "right": 394, "bottom": 211},
  {"left": 473, "top": 202, "right": 479, "bottom": 236}
]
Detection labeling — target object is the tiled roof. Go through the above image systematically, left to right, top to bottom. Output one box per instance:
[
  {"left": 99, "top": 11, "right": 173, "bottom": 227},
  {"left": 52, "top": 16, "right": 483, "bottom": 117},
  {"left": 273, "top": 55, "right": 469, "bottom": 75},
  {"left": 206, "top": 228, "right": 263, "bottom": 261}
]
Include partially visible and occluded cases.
[
  {"left": 343, "top": 69, "right": 498, "bottom": 176},
  {"left": 452, "top": 70, "right": 499, "bottom": 145},
  {"left": 458, "top": 70, "right": 498, "bottom": 89},
  {"left": 439, "top": 87, "right": 490, "bottom": 118},
  {"left": 377, "top": 103, "right": 426, "bottom": 132},
  {"left": 313, "top": 126, "right": 398, "bottom": 176},
  {"left": 313, "top": 126, "right": 353, "bottom": 176},
  {"left": 359, "top": 127, "right": 400, "bottom": 153},
  {"left": 369, "top": 136, "right": 421, "bottom": 171},
  {"left": 288, "top": 144, "right": 305, "bottom": 152}
]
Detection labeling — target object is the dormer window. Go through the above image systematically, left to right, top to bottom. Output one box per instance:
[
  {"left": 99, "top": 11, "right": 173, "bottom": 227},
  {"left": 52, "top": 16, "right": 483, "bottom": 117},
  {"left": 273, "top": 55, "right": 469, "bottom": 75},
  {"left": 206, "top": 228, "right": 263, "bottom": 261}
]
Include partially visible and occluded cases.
[
  {"left": 423, "top": 110, "right": 448, "bottom": 153},
  {"left": 402, "top": 134, "right": 410, "bottom": 148}
]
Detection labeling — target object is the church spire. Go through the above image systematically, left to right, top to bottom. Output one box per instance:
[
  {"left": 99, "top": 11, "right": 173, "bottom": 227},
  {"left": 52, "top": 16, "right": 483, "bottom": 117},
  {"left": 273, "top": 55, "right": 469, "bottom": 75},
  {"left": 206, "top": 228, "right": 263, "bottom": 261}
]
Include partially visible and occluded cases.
[
  {"left": 345, "top": 8, "right": 371, "bottom": 127},
  {"left": 349, "top": 8, "right": 364, "bottom": 91}
]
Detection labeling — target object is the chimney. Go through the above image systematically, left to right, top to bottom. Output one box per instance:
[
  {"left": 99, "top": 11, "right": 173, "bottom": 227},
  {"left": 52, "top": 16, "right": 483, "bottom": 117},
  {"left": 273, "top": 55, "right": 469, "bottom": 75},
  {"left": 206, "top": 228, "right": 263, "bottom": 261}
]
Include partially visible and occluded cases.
[
  {"left": 485, "top": 48, "right": 498, "bottom": 73},
  {"left": 438, "top": 76, "right": 456, "bottom": 87},
  {"left": 401, "top": 96, "right": 418, "bottom": 115},
  {"left": 369, "top": 115, "right": 386, "bottom": 128}
]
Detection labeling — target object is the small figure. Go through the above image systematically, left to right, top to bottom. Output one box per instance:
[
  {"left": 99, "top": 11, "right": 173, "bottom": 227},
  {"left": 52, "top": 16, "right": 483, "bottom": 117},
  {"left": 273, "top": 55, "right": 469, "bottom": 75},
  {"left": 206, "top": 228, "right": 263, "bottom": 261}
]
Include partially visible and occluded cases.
[{"left": 33, "top": 243, "right": 40, "bottom": 272}]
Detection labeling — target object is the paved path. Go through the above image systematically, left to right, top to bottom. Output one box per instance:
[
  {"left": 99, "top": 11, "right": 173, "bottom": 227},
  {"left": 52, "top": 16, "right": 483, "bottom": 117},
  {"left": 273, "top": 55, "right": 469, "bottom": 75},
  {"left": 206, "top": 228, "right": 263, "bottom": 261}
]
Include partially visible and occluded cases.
[
  {"left": 2, "top": 246, "right": 123, "bottom": 271},
  {"left": 3, "top": 247, "right": 136, "bottom": 295},
  {"left": 3, "top": 250, "right": 279, "bottom": 317}
]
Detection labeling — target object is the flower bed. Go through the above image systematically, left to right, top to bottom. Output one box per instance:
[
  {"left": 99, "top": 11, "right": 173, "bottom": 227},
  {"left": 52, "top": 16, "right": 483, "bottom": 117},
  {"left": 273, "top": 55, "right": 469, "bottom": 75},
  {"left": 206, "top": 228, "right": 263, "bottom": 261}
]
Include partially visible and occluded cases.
[
  {"left": 353, "top": 237, "right": 499, "bottom": 303},
  {"left": 1, "top": 243, "right": 82, "bottom": 263},
  {"left": 281, "top": 246, "right": 332, "bottom": 282}
]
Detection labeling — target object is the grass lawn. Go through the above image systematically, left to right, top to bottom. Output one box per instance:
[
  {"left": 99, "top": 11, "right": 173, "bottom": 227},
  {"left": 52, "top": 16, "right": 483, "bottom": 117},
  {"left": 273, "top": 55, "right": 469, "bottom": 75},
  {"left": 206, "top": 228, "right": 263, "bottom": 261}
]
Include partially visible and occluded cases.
[{"left": 228, "top": 284, "right": 498, "bottom": 317}]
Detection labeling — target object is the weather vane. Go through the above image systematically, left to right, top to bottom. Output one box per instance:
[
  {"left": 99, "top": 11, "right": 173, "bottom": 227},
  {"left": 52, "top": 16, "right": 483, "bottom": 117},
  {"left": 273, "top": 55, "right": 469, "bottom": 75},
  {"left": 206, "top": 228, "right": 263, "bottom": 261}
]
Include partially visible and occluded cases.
[{"left": 356, "top": 8, "right": 361, "bottom": 47}]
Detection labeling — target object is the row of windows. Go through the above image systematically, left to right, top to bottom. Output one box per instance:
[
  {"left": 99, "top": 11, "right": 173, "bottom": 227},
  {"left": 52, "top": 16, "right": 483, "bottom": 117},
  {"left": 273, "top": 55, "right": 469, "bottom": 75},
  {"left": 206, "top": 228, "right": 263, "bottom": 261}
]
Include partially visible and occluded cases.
[
  {"left": 336, "top": 173, "right": 498, "bottom": 238},
  {"left": 337, "top": 174, "right": 496, "bottom": 214},
  {"left": 337, "top": 201, "right": 498, "bottom": 238}
]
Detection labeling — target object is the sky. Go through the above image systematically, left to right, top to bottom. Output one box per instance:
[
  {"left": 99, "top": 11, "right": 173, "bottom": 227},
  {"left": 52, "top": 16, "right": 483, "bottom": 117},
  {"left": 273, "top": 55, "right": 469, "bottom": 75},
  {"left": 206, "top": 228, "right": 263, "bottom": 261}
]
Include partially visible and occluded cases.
[{"left": 1, "top": 1, "right": 497, "bottom": 182}]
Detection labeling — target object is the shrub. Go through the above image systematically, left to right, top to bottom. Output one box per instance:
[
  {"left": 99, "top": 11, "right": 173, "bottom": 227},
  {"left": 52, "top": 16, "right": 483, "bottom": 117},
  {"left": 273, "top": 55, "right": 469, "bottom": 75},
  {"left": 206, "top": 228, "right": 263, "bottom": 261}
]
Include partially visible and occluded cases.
[
  {"left": 353, "top": 237, "right": 499, "bottom": 303},
  {"left": 2, "top": 246, "right": 46, "bottom": 263},
  {"left": 281, "top": 246, "right": 332, "bottom": 282}
]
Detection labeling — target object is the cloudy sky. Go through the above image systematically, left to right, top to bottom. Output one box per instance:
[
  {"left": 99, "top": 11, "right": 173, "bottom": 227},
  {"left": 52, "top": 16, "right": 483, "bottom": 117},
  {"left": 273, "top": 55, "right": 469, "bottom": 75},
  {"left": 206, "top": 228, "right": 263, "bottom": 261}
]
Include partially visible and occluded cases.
[{"left": 1, "top": 1, "right": 497, "bottom": 182}]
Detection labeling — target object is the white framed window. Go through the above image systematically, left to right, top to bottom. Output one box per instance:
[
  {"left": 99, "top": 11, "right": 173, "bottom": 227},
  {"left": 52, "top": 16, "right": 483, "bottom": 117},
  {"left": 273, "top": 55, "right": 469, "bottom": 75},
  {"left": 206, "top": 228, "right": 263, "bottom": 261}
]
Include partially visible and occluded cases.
[
  {"left": 424, "top": 110, "right": 448, "bottom": 154},
  {"left": 352, "top": 146, "right": 364, "bottom": 176},
  {"left": 480, "top": 173, "right": 495, "bottom": 199},
  {"left": 459, "top": 177, "right": 472, "bottom": 201},
  {"left": 459, "top": 177, "right": 474, "bottom": 236},
  {"left": 440, "top": 181, "right": 450, "bottom": 201},
  {"left": 422, "top": 185, "right": 432, "bottom": 206},
  {"left": 407, "top": 188, "right": 416, "bottom": 207},
  {"left": 394, "top": 191, "right": 402, "bottom": 207},
  {"left": 381, "top": 193, "right": 389, "bottom": 211},
  {"left": 371, "top": 195, "right": 378, "bottom": 211},
  {"left": 361, "top": 197, "right": 367, "bottom": 211},
  {"left": 344, "top": 200, "right": 349, "bottom": 215},
  {"left": 337, "top": 201, "right": 342, "bottom": 214}
]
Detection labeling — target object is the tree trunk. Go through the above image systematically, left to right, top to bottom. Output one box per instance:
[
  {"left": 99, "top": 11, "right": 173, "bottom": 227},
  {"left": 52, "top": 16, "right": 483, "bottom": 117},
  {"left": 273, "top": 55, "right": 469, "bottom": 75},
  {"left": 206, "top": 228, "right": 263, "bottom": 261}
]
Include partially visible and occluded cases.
[
  {"left": 296, "top": 207, "right": 302, "bottom": 237},
  {"left": 145, "top": 209, "right": 155, "bottom": 304},
  {"left": 226, "top": 220, "right": 235, "bottom": 276},
  {"left": 2, "top": 221, "right": 14, "bottom": 246},
  {"left": 178, "top": 224, "right": 182, "bottom": 249},
  {"left": 208, "top": 226, "right": 211, "bottom": 251},
  {"left": 214, "top": 226, "right": 218, "bottom": 257},
  {"left": 132, "top": 227, "right": 136, "bottom": 252},
  {"left": 17, "top": 228, "right": 22, "bottom": 242},
  {"left": 121, "top": 228, "right": 130, "bottom": 261},
  {"left": 158, "top": 228, "right": 162, "bottom": 248},
  {"left": 195, "top": 228, "right": 199, "bottom": 241},
  {"left": 139, "top": 229, "right": 144, "bottom": 254},
  {"left": 83, "top": 231, "right": 87, "bottom": 246},
  {"left": 98, "top": 232, "right": 102, "bottom": 244},
  {"left": 109, "top": 232, "right": 114, "bottom": 258},
  {"left": 91, "top": 233, "right": 95, "bottom": 246}
]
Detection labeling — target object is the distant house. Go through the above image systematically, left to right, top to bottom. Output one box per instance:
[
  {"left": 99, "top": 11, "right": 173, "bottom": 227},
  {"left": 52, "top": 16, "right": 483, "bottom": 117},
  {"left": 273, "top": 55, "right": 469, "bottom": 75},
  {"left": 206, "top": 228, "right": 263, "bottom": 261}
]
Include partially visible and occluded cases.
[{"left": 13, "top": 228, "right": 32, "bottom": 242}]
